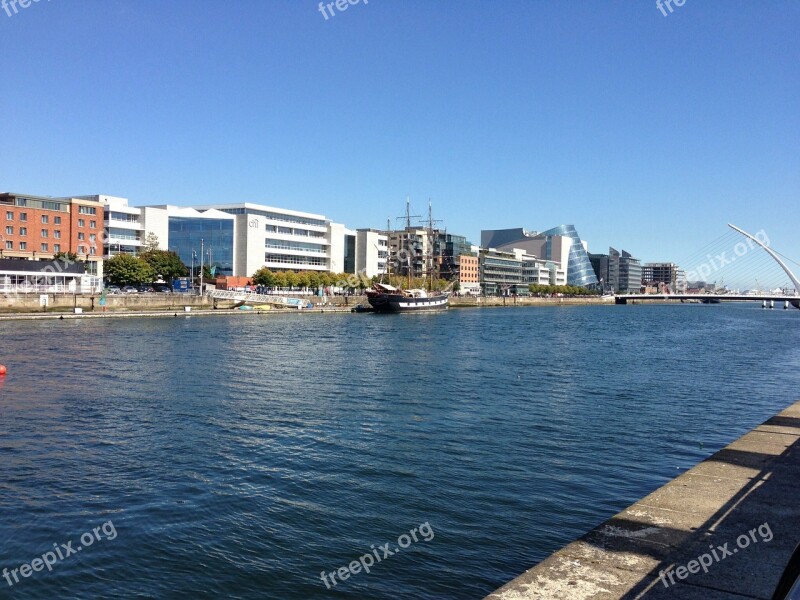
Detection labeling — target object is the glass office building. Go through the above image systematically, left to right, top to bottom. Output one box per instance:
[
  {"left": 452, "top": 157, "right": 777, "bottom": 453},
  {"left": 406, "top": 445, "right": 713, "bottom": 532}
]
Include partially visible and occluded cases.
[
  {"left": 168, "top": 217, "right": 234, "bottom": 277},
  {"left": 481, "top": 225, "right": 598, "bottom": 287},
  {"left": 539, "top": 225, "right": 598, "bottom": 287}
]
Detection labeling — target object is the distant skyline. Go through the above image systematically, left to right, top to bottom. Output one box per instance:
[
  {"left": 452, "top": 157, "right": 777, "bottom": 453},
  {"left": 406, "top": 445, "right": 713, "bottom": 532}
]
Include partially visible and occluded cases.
[{"left": 1, "top": 1, "right": 798, "bottom": 267}]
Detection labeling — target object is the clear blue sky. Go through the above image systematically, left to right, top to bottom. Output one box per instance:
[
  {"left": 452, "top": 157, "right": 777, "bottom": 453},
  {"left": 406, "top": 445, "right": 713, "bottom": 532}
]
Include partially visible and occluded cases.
[{"left": 1, "top": 0, "right": 798, "bottom": 265}]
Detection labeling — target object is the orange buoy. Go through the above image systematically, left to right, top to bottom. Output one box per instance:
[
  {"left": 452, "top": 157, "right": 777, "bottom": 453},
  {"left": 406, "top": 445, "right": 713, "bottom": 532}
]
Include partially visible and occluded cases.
[{"left": 0, "top": 365, "right": 6, "bottom": 376}]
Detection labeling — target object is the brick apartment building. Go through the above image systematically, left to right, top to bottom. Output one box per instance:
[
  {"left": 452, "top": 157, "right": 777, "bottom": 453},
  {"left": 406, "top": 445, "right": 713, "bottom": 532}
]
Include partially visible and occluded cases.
[
  {"left": 0, "top": 192, "right": 105, "bottom": 275},
  {"left": 458, "top": 254, "right": 480, "bottom": 294}
]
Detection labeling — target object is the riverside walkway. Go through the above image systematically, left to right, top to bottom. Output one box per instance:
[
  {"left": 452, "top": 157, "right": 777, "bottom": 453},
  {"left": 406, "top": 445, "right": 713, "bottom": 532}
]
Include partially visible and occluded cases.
[{"left": 486, "top": 400, "right": 800, "bottom": 599}]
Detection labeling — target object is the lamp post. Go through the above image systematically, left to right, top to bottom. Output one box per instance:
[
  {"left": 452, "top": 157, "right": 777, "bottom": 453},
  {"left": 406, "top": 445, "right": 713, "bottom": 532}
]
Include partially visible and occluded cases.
[{"left": 199, "top": 238, "right": 204, "bottom": 296}]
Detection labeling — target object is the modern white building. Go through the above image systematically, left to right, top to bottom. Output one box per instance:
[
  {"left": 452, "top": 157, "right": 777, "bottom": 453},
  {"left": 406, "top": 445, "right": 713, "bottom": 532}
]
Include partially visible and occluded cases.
[
  {"left": 102, "top": 196, "right": 143, "bottom": 257},
  {"left": 86, "top": 198, "right": 358, "bottom": 278},
  {"left": 191, "top": 203, "right": 351, "bottom": 276},
  {"left": 355, "top": 228, "right": 388, "bottom": 278}
]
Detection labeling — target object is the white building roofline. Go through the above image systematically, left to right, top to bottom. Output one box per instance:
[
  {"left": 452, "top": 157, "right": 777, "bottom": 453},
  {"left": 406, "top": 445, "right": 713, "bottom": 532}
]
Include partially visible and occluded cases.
[
  {"left": 191, "top": 202, "right": 328, "bottom": 221},
  {"left": 140, "top": 205, "right": 236, "bottom": 219}
]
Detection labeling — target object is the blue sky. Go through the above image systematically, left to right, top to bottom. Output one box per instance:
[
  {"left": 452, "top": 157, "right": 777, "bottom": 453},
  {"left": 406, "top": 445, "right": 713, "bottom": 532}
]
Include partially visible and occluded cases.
[{"left": 1, "top": 0, "right": 798, "bottom": 266}]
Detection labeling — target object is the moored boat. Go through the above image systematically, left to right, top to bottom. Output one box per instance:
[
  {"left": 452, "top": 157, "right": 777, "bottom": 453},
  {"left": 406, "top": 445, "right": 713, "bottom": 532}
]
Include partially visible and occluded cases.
[{"left": 366, "top": 283, "right": 449, "bottom": 313}]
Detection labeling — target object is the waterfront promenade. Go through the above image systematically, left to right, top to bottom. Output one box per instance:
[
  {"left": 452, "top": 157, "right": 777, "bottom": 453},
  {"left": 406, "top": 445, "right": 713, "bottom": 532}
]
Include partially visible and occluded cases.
[{"left": 486, "top": 400, "right": 800, "bottom": 599}]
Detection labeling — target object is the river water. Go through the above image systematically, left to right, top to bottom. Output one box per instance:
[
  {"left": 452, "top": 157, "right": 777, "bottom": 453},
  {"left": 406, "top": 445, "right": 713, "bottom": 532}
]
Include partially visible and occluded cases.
[{"left": 1, "top": 303, "right": 798, "bottom": 599}]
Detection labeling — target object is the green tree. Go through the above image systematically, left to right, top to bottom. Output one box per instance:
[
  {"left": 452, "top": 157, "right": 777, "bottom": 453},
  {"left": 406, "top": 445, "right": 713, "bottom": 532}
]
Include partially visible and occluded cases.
[
  {"left": 140, "top": 250, "right": 188, "bottom": 281},
  {"left": 105, "top": 254, "right": 154, "bottom": 286},
  {"left": 252, "top": 267, "right": 277, "bottom": 287},
  {"left": 272, "top": 271, "right": 288, "bottom": 289},
  {"left": 284, "top": 271, "right": 299, "bottom": 289},
  {"left": 295, "top": 271, "right": 311, "bottom": 290},
  {"left": 306, "top": 271, "right": 322, "bottom": 290}
]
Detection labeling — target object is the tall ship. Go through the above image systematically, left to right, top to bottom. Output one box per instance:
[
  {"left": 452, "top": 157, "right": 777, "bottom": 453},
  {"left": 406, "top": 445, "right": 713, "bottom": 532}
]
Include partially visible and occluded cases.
[
  {"left": 365, "top": 199, "right": 451, "bottom": 313},
  {"left": 366, "top": 282, "right": 449, "bottom": 312}
]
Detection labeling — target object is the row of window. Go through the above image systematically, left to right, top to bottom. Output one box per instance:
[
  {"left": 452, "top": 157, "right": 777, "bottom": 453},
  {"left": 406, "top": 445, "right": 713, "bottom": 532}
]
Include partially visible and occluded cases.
[
  {"left": 221, "top": 208, "right": 327, "bottom": 228},
  {"left": 4, "top": 212, "right": 97, "bottom": 228},
  {"left": 264, "top": 224, "right": 326, "bottom": 238},
  {"left": 3, "top": 227, "right": 97, "bottom": 242},
  {"left": 265, "top": 239, "right": 327, "bottom": 253},
  {"left": 3, "top": 241, "right": 97, "bottom": 254},
  {"left": 265, "top": 253, "right": 326, "bottom": 266}
]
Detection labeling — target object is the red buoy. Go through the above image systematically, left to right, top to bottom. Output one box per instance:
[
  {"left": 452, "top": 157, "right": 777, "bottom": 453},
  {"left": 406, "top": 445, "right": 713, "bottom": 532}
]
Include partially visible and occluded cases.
[{"left": 0, "top": 365, "right": 6, "bottom": 376}]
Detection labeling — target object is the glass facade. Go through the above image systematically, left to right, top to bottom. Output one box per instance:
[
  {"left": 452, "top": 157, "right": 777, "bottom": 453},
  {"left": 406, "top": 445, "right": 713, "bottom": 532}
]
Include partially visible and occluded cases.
[
  {"left": 168, "top": 217, "right": 234, "bottom": 276},
  {"left": 540, "top": 224, "right": 598, "bottom": 287},
  {"left": 344, "top": 234, "right": 356, "bottom": 274}
]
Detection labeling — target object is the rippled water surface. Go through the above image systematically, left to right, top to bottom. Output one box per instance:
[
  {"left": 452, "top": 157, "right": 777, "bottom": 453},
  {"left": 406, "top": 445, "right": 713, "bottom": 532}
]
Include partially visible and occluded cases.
[{"left": 1, "top": 304, "right": 799, "bottom": 599}]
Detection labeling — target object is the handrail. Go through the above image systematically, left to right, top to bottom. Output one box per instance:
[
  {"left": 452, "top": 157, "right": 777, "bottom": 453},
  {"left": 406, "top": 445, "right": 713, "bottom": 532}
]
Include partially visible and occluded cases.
[{"left": 207, "top": 289, "right": 309, "bottom": 307}]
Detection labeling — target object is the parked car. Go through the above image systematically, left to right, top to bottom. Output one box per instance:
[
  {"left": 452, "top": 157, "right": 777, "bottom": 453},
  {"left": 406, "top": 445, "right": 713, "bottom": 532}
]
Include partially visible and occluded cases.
[
  {"left": 106, "top": 285, "right": 121, "bottom": 295},
  {"left": 154, "top": 285, "right": 172, "bottom": 293},
  {"left": 122, "top": 286, "right": 138, "bottom": 294}
]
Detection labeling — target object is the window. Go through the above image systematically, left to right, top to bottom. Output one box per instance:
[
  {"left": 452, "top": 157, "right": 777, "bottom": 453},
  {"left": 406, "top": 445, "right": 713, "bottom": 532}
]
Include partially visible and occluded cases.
[
  {"left": 78, "top": 206, "right": 97, "bottom": 215},
  {"left": 5, "top": 212, "right": 12, "bottom": 221},
  {"left": 19, "top": 213, "right": 27, "bottom": 222},
  {"left": 41, "top": 215, "right": 49, "bottom": 224},
  {"left": 54, "top": 216, "right": 61, "bottom": 225},
  {"left": 78, "top": 219, "right": 85, "bottom": 227},
  {"left": 90, "top": 220, "right": 96, "bottom": 228},
  {"left": 5, "top": 226, "right": 11, "bottom": 235},
  {"left": 19, "top": 227, "right": 27, "bottom": 236},
  {"left": 41, "top": 229, "right": 48, "bottom": 238},
  {"left": 54, "top": 230, "right": 61, "bottom": 239},
  {"left": 78, "top": 232, "right": 85, "bottom": 241},
  {"left": 89, "top": 234, "right": 96, "bottom": 242},
  {"left": 4, "top": 241, "right": 11, "bottom": 250},
  {"left": 19, "top": 242, "right": 27, "bottom": 250},
  {"left": 41, "top": 243, "right": 48, "bottom": 252},
  {"left": 53, "top": 244, "right": 61, "bottom": 253},
  {"left": 77, "top": 245, "right": 85, "bottom": 254},
  {"left": 89, "top": 246, "right": 96, "bottom": 255}
]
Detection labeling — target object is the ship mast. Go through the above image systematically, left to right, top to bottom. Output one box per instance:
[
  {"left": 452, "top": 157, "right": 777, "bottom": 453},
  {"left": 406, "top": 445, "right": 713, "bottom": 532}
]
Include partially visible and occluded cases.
[{"left": 425, "top": 199, "right": 443, "bottom": 291}]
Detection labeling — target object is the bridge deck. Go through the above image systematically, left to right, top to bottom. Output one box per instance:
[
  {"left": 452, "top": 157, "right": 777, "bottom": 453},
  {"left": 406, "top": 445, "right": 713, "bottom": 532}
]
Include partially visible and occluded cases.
[{"left": 616, "top": 294, "right": 800, "bottom": 304}]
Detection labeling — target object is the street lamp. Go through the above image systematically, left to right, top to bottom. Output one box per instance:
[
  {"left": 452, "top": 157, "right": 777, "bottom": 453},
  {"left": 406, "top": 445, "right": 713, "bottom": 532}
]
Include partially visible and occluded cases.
[{"left": 199, "top": 238, "right": 204, "bottom": 296}]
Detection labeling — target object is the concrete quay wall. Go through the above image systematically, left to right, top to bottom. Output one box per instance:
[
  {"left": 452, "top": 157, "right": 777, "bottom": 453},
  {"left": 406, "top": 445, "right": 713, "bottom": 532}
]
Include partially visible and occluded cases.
[
  {"left": 0, "top": 293, "right": 212, "bottom": 313},
  {"left": 450, "top": 296, "right": 611, "bottom": 308},
  {"left": 486, "top": 400, "right": 800, "bottom": 599}
]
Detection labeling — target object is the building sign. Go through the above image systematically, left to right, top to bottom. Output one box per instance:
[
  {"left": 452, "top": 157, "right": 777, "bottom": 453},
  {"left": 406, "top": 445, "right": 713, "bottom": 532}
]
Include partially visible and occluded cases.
[{"left": 249, "top": 219, "right": 259, "bottom": 228}]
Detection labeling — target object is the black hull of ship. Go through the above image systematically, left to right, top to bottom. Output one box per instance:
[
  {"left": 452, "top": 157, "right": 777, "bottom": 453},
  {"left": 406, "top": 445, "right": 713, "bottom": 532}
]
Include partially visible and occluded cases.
[{"left": 366, "top": 293, "right": 449, "bottom": 313}]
